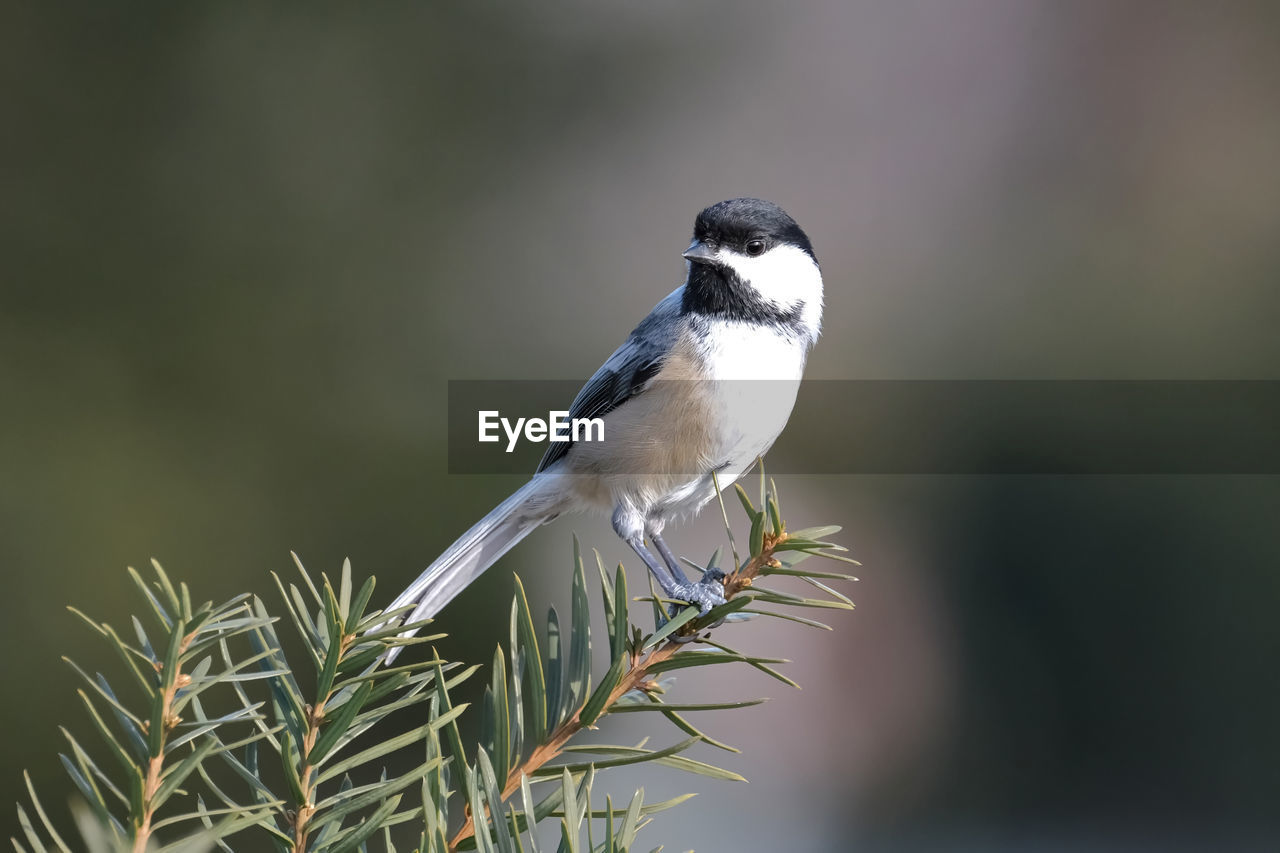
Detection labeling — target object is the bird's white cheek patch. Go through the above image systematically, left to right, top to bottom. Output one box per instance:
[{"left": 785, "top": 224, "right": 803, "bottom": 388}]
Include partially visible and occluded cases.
[{"left": 721, "top": 245, "right": 823, "bottom": 312}]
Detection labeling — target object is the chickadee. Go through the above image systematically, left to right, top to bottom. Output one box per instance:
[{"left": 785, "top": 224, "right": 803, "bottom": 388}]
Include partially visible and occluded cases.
[{"left": 386, "top": 198, "right": 822, "bottom": 648}]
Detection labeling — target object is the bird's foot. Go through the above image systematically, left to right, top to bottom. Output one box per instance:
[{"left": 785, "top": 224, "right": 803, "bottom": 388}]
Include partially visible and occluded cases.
[
  {"left": 669, "top": 568, "right": 727, "bottom": 616},
  {"left": 667, "top": 570, "right": 727, "bottom": 643}
]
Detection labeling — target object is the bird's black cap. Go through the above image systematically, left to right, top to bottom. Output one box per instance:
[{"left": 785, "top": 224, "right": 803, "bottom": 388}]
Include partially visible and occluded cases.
[{"left": 692, "top": 198, "right": 816, "bottom": 263}]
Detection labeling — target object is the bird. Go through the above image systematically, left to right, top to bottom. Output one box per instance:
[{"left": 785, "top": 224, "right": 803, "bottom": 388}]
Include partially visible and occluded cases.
[{"left": 384, "top": 198, "right": 822, "bottom": 653}]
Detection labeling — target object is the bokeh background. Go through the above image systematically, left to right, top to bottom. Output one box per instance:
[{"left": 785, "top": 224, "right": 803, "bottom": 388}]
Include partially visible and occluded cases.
[{"left": 4, "top": 1, "right": 1279, "bottom": 849}]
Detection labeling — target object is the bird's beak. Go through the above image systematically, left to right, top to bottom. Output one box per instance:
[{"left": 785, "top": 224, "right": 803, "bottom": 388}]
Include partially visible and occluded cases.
[{"left": 682, "top": 240, "right": 717, "bottom": 264}]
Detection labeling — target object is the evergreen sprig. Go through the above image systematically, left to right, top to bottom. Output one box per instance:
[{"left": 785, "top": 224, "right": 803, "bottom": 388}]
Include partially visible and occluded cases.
[
  {"left": 13, "top": 468, "right": 857, "bottom": 852},
  {"left": 435, "top": 471, "right": 857, "bottom": 852},
  {"left": 198, "top": 556, "right": 479, "bottom": 853},
  {"left": 16, "top": 561, "right": 284, "bottom": 852}
]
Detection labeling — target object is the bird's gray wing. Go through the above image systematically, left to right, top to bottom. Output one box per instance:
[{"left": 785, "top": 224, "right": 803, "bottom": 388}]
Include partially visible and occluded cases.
[{"left": 536, "top": 287, "right": 684, "bottom": 472}]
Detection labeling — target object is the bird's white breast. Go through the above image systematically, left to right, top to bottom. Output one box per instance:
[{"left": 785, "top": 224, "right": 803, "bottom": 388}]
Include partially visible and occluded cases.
[
  {"left": 686, "top": 319, "right": 807, "bottom": 486},
  {"left": 696, "top": 320, "right": 809, "bottom": 382}
]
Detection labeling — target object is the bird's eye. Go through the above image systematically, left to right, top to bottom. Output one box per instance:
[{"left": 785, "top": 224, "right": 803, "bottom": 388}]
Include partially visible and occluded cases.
[{"left": 745, "top": 239, "right": 766, "bottom": 257}]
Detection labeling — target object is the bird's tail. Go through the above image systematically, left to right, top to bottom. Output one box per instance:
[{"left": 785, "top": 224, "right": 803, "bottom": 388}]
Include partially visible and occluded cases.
[{"left": 383, "top": 477, "right": 561, "bottom": 659}]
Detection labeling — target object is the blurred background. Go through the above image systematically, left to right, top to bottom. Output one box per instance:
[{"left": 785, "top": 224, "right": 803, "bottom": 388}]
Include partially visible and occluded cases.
[{"left": 3, "top": 1, "right": 1278, "bottom": 849}]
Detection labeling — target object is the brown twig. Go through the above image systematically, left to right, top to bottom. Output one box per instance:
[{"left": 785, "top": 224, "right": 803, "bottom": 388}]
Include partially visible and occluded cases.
[
  {"left": 723, "top": 529, "right": 786, "bottom": 597},
  {"left": 132, "top": 629, "right": 198, "bottom": 853},
  {"left": 290, "top": 632, "right": 355, "bottom": 850}
]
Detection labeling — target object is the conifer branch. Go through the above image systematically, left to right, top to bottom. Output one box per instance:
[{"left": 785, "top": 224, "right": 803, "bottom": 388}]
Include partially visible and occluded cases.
[{"left": 12, "top": 467, "right": 858, "bottom": 852}]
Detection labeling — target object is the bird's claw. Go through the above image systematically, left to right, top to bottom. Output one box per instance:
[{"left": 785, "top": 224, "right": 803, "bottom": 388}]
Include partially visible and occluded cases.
[
  {"left": 669, "top": 568, "right": 727, "bottom": 617},
  {"left": 668, "top": 572, "right": 727, "bottom": 643}
]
